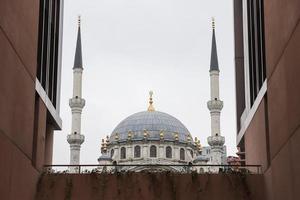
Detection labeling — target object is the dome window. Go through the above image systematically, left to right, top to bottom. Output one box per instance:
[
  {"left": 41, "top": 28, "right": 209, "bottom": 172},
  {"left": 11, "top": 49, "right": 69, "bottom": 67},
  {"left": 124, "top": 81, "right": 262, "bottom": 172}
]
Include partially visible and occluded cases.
[
  {"left": 150, "top": 145, "right": 157, "bottom": 158},
  {"left": 134, "top": 146, "right": 141, "bottom": 158},
  {"left": 166, "top": 146, "right": 172, "bottom": 158},
  {"left": 120, "top": 147, "right": 126, "bottom": 159},
  {"left": 180, "top": 148, "right": 185, "bottom": 160},
  {"left": 110, "top": 149, "right": 114, "bottom": 158},
  {"left": 190, "top": 150, "right": 194, "bottom": 158}
]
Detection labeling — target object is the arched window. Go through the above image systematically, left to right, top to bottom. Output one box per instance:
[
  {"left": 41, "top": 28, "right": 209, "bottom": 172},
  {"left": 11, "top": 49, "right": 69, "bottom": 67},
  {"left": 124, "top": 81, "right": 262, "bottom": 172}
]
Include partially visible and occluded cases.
[
  {"left": 134, "top": 145, "right": 141, "bottom": 158},
  {"left": 150, "top": 145, "right": 157, "bottom": 157},
  {"left": 166, "top": 146, "right": 172, "bottom": 158},
  {"left": 120, "top": 147, "right": 126, "bottom": 159},
  {"left": 180, "top": 148, "right": 185, "bottom": 160},
  {"left": 110, "top": 149, "right": 114, "bottom": 158},
  {"left": 190, "top": 150, "right": 193, "bottom": 158},
  {"left": 200, "top": 168, "right": 204, "bottom": 173}
]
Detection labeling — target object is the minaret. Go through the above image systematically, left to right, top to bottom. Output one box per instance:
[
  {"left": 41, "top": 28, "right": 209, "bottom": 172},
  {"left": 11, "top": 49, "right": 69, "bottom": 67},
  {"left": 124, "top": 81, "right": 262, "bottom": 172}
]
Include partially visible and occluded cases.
[
  {"left": 67, "top": 16, "right": 85, "bottom": 172},
  {"left": 207, "top": 18, "right": 225, "bottom": 165}
]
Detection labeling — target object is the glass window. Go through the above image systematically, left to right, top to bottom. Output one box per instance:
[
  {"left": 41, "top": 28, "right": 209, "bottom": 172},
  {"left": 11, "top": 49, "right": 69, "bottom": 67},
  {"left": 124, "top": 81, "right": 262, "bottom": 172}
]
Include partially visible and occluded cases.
[
  {"left": 37, "top": 0, "right": 62, "bottom": 108},
  {"left": 246, "top": 0, "right": 266, "bottom": 106},
  {"left": 134, "top": 145, "right": 141, "bottom": 158},
  {"left": 150, "top": 145, "right": 157, "bottom": 158},
  {"left": 166, "top": 146, "right": 172, "bottom": 158},
  {"left": 120, "top": 147, "right": 126, "bottom": 159},
  {"left": 180, "top": 148, "right": 185, "bottom": 160}
]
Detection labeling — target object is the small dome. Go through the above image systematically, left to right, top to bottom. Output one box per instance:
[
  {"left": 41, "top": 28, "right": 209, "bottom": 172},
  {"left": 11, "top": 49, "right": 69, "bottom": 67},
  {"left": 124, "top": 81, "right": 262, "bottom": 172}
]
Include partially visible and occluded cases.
[{"left": 110, "top": 111, "right": 193, "bottom": 143}]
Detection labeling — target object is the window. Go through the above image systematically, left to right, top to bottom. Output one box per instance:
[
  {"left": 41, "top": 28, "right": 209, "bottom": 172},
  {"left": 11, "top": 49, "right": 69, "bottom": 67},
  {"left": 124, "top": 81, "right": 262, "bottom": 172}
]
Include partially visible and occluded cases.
[
  {"left": 37, "top": 0, "right": 62, "bottom": 108},
  {"left": 234, "top": 0, "right": 267, "bottom": 143},
  {"left": 246, "top": 0, "right": 266, "bottom": 106},
  {"left": 150, "top": 145, "right": 157, "bottom": 158},
  {"left": 134, "top": 146, "right": 141, "bottom": 158},
  {"left": 166, "top": 146, "right": 172, "bottom": 158},
  {"left": 120, "top": 147, "right": 126, "bottom": 159},
  {"left": 180, "top": 148, "right": 185, "bottom": 160},
  {"left": 110, "top": 149, "right": 114, "bottom": 158},
  {"left": 190, "top": 150, "right": 194, "bottom": 158},
  {"left": 200, "top": 168, "right": 204, "bottom": 173}
]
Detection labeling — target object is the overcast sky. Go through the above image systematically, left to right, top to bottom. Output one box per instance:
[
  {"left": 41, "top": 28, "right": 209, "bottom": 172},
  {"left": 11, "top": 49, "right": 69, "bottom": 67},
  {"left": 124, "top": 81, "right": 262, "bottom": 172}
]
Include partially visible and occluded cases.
[{"left": 53, "top": 0, "right": 236, "bottom": 164}]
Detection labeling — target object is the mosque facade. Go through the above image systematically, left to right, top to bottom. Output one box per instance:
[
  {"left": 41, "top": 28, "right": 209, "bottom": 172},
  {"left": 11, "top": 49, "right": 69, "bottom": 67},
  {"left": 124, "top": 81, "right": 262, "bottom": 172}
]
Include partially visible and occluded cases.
[{"left": 68, "top": 18, "right": 227, "bottom": 173}]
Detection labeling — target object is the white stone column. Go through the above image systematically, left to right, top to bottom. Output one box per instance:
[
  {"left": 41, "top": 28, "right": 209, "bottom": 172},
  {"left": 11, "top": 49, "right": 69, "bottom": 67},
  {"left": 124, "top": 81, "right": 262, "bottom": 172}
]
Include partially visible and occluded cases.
[
  {"left": 207, "top": 71, "right": 225, "bottom": 165},
  {"left": 142, "top": 145, "right": 148, "bottom": 158},
  {"left": 127, "top": 146, "right": 133, "bottom": 159},
  {"left": 159, "top": 146, "right": 164, "bottom": 158},
  {"left": 113, "top": 147, "right": 119, "bottom": 161},
  {"left": 174, "top": 147, "right": 179, "bottom": 160}
]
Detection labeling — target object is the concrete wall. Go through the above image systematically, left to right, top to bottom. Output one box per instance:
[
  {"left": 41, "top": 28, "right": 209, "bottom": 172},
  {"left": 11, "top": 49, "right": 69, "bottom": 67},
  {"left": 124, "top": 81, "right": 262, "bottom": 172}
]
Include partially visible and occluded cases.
[
  {"left": 0, "top": 0, "right": 58, "bottom": 199},
  {"left": 36, "top": 173, "right": 265, "bottom": 200}
]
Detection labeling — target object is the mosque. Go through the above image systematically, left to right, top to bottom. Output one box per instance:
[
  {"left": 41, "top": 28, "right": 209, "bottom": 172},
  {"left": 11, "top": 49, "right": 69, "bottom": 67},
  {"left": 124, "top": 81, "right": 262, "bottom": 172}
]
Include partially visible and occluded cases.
[{"left": 67, "top": 17, "right": 227, "bottom": 173}]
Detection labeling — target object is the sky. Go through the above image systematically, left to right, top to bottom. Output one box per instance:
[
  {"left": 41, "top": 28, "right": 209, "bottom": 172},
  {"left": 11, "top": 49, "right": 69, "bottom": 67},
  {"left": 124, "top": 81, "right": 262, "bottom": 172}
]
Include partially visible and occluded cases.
[{"left": 53, "top": 0, "right": 237, "bottom": 164}]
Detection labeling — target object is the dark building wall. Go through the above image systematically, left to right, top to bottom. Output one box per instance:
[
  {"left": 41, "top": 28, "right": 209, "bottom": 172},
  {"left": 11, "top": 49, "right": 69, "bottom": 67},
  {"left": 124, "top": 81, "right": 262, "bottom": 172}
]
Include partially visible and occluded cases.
[
  {"left": 0, "top": 0, "right": 62, "bottom": 199},
  {"left": 234, "top": 0, "right": 300, "bottom": 200},
  {"left": 264, "top": 0, "right": 300, "bottom": 199},
  {"left": 244, "top": 100, "right": 269, "bottom": 171},
  {"left": 36, "top": 173, "right": 266, "bottom": 200}
]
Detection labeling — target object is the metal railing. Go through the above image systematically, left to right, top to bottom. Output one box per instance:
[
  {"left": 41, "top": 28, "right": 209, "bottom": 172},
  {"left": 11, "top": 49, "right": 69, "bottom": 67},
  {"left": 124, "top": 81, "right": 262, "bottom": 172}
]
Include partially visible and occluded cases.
[{"left": 43, "top": 164, "right": 262, "bottom": 174}]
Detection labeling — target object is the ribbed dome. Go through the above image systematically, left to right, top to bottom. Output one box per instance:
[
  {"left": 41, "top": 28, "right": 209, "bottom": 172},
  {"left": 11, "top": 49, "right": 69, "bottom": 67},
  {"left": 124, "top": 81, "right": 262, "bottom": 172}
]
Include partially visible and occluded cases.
[{"left": 110, "top": 111, "right": 192, "bottom": 143}]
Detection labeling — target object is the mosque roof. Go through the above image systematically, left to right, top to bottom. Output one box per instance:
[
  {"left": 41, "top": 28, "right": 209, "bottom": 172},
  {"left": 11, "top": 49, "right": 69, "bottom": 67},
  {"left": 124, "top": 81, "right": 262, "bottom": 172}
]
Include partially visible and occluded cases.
[
  {"left": 108, "top": 91, "right": 194, "bottom": 146},
  {"left": 110, "top": 110, "right": 193, "bottom": 144}
]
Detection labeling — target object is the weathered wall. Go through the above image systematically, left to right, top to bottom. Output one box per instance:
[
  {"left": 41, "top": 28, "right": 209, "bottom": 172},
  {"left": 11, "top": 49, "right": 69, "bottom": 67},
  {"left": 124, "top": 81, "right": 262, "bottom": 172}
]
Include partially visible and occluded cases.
[{"left": 36, "top": 173, "right": 265, "bottom": 200}]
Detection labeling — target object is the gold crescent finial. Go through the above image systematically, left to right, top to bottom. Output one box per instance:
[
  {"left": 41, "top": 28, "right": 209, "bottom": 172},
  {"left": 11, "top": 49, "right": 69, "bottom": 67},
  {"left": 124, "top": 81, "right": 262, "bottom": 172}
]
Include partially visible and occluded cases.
[
  {"left": 78, "top": 15, "right": 81, "bottom": 27},
  {"left": 212, "top": 17, "right": 215, "bottom": 30},
  {"left": 147, "top": 90, "right": 155, "bottom": 111}
]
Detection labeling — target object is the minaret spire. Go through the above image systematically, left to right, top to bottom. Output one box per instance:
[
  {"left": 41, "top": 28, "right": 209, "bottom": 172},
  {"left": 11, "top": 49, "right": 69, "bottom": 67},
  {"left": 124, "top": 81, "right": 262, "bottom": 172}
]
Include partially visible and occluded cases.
[
  {"left": 73, "top": 15, "right": 83, "bottom": 69},
  {"left": 67, "top": 16, "right": 86, "bottom": 172},
  {"left": 210, "top": 17, "right": 219, "bottom": 72},
  {"left": 207, "top": 18, "right": 225, "bottom": 166}
]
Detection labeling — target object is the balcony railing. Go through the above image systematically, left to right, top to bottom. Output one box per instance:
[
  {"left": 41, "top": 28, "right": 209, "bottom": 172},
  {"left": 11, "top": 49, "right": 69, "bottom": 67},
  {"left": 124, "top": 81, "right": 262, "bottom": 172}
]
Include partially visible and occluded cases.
[{"left": 43, "top": 164, "right": 262, "bottom": 174}]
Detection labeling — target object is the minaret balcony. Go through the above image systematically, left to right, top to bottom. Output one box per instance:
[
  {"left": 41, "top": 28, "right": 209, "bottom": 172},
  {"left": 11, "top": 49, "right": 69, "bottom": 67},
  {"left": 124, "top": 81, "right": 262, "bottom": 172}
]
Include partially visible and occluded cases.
[
  {"left": 69, "top": 97, "right": 85, "bottom": 108},
  {"left": 207, "top": 100, "right": 223, "bottom": 111},
  {"left": 67, "top": 133, "right": 85, "bottom": 145},
  {"left": 207, "top": 135, "right": 225, "bottom": 146}
]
